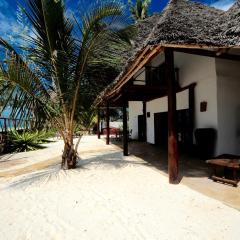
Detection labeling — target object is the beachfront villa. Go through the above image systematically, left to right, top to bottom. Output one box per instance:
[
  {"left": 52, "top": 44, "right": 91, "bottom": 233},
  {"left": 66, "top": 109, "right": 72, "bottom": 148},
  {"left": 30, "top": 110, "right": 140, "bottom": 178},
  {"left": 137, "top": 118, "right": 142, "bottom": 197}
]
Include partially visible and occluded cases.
[
  {"left": 96, "top": 0, "right": 240, "bottom": 183},
  {"left": 1, "top": 1, "right": 240, "bottom": 239}
]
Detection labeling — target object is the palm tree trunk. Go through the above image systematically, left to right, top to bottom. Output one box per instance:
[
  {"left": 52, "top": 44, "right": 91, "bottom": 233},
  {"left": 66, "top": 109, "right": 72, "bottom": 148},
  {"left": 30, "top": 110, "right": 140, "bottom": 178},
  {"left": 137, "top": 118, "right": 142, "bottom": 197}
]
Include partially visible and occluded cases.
[{"left": 61, "top": 142, "right": 77, "bottom": 169}]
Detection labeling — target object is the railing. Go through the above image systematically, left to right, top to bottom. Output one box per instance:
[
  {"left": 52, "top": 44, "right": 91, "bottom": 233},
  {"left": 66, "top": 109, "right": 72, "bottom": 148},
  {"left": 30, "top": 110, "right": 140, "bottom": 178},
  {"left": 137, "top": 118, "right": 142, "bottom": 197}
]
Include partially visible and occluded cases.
[
  {"left": 132, "top": 66, "right": 167, "bottom": 87},
  {"left": 0, "top": 117, "right": 35, "bottom": 133}
]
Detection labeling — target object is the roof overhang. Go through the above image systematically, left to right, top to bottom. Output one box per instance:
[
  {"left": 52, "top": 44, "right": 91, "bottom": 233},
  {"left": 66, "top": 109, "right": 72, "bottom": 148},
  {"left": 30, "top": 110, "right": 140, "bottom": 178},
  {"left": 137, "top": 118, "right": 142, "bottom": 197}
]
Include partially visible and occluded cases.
[{"left": 96, "top": 44, "right": 240, "bottom": 107}]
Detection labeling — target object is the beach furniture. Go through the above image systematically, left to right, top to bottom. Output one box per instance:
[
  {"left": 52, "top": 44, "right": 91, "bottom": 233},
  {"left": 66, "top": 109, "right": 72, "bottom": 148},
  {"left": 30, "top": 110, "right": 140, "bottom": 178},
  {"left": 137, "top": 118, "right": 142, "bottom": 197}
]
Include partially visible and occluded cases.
[{"left": 206, "top": 155, "right": 240, "bottom": 187}]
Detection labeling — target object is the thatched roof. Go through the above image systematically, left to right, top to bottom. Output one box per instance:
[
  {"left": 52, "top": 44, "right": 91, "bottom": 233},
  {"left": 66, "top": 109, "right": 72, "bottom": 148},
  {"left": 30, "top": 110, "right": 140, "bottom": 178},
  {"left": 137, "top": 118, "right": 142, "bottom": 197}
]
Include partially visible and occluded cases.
[
  {"left": 96, "top": 0, "right": 240, "bottom": 105},
  {"left": 147, "top": 0, "right": 224, "bottom": 46},
  {"left": 221, "top": 0, "right": 240, "bottom": 46},
  {"left": 96, "top": 13, "right": 162, "bottom": 103},
  {"left": 117, "top": 13, "right": 162, "bottom": 79}
]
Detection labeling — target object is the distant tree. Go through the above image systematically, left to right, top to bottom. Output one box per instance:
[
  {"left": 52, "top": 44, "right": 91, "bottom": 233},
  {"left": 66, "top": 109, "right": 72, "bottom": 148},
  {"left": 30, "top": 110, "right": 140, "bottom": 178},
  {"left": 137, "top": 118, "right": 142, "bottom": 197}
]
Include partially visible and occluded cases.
[{"left": 128, "top": 0, "right": 152, "bottom": 21}]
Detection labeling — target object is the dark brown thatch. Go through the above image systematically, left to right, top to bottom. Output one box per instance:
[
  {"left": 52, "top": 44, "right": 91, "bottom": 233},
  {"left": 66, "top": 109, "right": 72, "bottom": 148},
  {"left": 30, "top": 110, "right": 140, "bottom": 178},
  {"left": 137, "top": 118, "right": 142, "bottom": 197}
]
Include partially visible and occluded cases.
[
  {"left": 96, "top": 0, "right": 240, "bottom": 105},
  {"left": 147, "top": 0, "right": 224, "bottom": 46},
  {"left": 221, "top": 0, "right": 240, "bottom": 46},
  {"left": 95, "top": 13, "right": 161, "bottom": 103},
  {"left": 116, "top": 13, "right": 162, "bottom": 81}
]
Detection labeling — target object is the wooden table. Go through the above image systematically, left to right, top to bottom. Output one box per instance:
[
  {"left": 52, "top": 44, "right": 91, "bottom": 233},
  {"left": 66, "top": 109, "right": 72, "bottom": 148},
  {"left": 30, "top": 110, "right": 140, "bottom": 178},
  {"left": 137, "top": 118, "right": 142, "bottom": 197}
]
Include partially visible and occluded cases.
[{"left": 206, "top": 158, "right": 240, "bottom": 187}]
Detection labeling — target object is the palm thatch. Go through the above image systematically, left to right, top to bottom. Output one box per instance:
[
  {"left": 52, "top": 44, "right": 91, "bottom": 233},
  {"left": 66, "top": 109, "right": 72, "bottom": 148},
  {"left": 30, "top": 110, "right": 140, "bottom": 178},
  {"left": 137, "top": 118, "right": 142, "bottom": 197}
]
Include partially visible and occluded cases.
[
  {"left": 96, "top": 0, "right": 240, "bottom": 105},
  {"left": 147, "top": 0, "right": 224, "bottom": 46},
  {"left": 221, "top": 0, "right": 240, "bottom": 46},
  {"left": 95, "top": 13, "right": 161, "bottom": 104}
]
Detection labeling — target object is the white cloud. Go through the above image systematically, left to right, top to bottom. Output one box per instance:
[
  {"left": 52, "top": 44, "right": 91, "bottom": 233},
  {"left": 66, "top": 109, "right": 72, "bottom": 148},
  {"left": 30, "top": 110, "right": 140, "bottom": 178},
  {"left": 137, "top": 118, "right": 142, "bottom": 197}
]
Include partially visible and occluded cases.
[
  {"left": 211, "top": 0, "right": 235, "bottom": 11},
  {"left": 0, "top": 5, "right": 34, "bottom": 49},
  {"left": 0, "top": 13, "right": 18, "bottom": 40}
]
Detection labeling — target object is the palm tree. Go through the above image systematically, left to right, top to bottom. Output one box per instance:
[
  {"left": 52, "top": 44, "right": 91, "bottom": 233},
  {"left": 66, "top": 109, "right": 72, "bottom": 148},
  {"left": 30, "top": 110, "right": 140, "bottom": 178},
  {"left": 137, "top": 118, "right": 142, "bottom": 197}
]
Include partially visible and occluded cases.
[
  {"left": 0, "top": 0, "right": 132, "bottom": 169},
  {"left": 128, "top": 0, "right": 151, "bottom": 21}
]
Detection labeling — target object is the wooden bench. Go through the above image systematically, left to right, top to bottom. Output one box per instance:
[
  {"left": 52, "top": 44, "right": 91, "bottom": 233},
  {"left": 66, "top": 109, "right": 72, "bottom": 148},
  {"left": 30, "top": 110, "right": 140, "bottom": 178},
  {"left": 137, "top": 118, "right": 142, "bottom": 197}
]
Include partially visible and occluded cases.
[{"left": 206, "top": 157, "right": 240, "bottom": 187}]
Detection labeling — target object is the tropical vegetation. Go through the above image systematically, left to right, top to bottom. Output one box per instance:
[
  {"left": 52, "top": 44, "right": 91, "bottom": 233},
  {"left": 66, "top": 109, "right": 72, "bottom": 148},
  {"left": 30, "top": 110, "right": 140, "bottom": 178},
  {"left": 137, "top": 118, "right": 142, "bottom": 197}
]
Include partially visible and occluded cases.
[
  {"left": 0, "top": 0, "right": 133, "bottom": 169},
  {"left": 128, "top": 0, "right": 151, "bottom": 21},
  {"left": 6, "top": 129, "right": 54, "bottom": 153}
]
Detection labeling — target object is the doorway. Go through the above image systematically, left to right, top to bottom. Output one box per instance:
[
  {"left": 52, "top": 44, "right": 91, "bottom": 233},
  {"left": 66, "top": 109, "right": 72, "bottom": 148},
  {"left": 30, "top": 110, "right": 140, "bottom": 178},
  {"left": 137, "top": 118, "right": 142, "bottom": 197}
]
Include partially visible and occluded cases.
[
  {"left": 154, "top": 110, "right": 193, "bottom": 150},
  {"left": 154, "top": 112, "right": 168, "bottom": 147},
  {"left": 138, "top": 115, "right": 146, "bottom": 141}
]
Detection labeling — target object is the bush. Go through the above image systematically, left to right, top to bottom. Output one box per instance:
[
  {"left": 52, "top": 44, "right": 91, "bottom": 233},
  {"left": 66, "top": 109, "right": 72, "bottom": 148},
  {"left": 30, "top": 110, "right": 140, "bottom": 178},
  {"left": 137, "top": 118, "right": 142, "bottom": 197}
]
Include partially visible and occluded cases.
[{"left": 6, "top": 130, "right": 53, "bottom": 153}]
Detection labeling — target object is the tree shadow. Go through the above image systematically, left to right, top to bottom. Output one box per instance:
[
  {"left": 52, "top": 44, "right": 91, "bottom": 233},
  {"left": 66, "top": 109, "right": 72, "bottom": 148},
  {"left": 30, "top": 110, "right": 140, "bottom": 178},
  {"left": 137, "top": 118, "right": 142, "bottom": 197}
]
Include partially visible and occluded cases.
[
  {"left": 5, "top": 140, "right": 210, "bottom": 190},
  {"left": 75, "top": 150, "right": 152, "bottom": 171},
  {"left": 6, "top": 151, "right": 151, "bottom": 189},
  {"left": 6, "top": 164, "right": 62, "bottom": 189}
]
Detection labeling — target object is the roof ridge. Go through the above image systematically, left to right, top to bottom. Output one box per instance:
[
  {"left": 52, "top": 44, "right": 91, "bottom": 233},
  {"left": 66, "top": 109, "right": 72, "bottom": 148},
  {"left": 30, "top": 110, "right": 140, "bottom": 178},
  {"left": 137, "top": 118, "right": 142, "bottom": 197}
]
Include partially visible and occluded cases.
[
  {"left": 143, "top": 0, "right": 176, "bottom": 47},
  {"left": 227, "top": 0, "right": 240, "bottom": 10}
]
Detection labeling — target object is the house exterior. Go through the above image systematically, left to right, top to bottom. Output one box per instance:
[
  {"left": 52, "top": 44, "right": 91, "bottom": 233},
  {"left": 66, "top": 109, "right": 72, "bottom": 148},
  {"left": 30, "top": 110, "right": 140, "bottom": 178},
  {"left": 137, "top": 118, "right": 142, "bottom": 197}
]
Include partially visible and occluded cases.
[
  {"left": 96, "top": 0, "right": 240, "bottom": 183},
  {"left": 129, "top": 52, "right": 240, "bottom": 156}
]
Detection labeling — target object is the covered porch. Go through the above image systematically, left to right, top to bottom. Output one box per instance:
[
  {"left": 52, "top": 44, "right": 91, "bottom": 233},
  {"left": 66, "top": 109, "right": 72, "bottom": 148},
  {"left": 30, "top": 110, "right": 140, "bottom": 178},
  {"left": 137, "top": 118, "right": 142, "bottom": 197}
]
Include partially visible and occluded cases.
[
  {"left": 95, "top": 0, "right": 240, "bottom": 184},
  {"left": 96, "top": 46, "right": 240, "bottom": 185}
]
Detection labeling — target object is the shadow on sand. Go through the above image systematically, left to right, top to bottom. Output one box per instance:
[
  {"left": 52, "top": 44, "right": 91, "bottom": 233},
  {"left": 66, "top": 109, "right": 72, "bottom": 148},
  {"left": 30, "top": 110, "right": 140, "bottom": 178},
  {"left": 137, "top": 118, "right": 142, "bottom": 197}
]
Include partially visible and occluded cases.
[
  {"left": 6, "top": 140, "right": 211, "bottom": 189},
  {"left": 6, "top": 150, "right": 151, "bottom": 189}
]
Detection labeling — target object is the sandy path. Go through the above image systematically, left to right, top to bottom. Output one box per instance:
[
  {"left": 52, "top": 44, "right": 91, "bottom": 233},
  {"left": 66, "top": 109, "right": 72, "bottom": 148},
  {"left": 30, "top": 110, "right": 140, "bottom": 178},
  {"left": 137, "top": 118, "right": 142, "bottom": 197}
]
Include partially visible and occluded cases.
[{"left": 0, "top": 136, "right": 239, "bottom": 240}]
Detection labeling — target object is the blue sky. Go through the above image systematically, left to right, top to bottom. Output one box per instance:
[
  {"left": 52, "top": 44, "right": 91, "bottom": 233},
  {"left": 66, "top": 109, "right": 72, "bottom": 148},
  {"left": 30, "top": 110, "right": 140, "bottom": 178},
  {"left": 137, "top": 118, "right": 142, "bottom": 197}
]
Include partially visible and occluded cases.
[{"left": 0, "top": 0, "right": 236, "bottom": 46}]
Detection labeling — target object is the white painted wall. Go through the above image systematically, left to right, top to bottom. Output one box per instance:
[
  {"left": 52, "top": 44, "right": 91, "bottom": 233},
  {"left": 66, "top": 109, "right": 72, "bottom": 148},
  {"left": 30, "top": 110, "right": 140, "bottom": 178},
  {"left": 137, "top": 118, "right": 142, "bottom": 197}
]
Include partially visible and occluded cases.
[
  {"left": 129, "top": 52, "right": 240, "bottom": 155},
  {"left": 146, "top": 52, "right": 218, "bottom": 147},
  {"left": 174, "top": 52, "right": 218, "bottom": 130},
  {"left": 216, "top": 59, "right": 240, "bottom": 155},
  {"left": 128, "top": 101, "right": 143, "bottom": 139},
  {"left": 101, "top": 121, "right": 122, "bottom": 130}
]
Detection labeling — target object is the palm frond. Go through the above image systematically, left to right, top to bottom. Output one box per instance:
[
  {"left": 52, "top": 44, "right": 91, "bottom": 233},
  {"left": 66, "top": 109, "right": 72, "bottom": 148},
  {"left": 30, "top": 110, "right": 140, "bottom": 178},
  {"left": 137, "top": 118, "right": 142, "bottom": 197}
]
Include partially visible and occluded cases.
[
  {"left": 0, "top": 0, "right": 133, "bottom": 153},
  {"left": 22, "top": 0, "right": 76, "bottom": 104},
  {"left": 69, "top": 0, "right": 133, "bottom": 125},
  {"left": 128, "top": 0, "right": 151, "bottom": 21},
  {"left": 0, "top": 38, "right": 51, "bottom": 124}
]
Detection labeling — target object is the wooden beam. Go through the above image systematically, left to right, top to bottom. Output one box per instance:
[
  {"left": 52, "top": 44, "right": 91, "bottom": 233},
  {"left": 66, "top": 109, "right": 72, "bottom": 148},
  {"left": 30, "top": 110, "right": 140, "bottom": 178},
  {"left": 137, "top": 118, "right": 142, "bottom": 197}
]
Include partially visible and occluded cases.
[
  {"left": 161, "top": 43, "right": 236, "bottom": 50},
  {"left": 97, "top": 44, "right": 240, "bottom": 107},
  {"left": 106, "top": 46, "right": 163, "bottom": 100},
  {"left": 124, "top": 46, "right": 151, "bottom": 79},
  {"left": 165, "top": 48, "right": 179, "bottom": 184},
  {"left": 174, "top": 48, "right": 240, "bottom": 61},
  {"left": 109, "top": 83, "right": 197, "bottom": 106},
  {"left": 127, "top": 85, "right": 167, "bottom": 92},
  {"left": 123, "top": 98, "right": 128, "bottom": 156},
  {"left": 106, "top": 102, "right": 110, "bottom": 145},
  {"left": 97, "top": 108, "right": 101, "bottom": 139}
]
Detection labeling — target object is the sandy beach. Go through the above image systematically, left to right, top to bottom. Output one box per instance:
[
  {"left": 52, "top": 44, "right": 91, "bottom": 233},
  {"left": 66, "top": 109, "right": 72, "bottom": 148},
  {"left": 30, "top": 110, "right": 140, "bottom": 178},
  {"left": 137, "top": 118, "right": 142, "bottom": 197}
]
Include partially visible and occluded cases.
[{"left": 0, "top": 136, "right": 239, "bottom": 240}]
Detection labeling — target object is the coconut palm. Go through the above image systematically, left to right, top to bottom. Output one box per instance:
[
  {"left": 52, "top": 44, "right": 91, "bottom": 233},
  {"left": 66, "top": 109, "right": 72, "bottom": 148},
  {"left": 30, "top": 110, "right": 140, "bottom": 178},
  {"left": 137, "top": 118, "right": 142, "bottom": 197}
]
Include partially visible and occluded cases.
[
  {"left": 0, "top": 0, "right": 132, "bottom": 169},
  {"left": 128, "top": 0, "right": 151, "bottom": 21}
]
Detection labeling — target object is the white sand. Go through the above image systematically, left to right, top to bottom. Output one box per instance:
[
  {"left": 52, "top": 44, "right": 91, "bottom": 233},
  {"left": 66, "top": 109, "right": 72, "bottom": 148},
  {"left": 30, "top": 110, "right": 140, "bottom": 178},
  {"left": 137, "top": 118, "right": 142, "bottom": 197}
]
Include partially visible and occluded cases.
[
  {"left": 0, "top": 136, "right": 239, "bottom": 240},
  {"left": 0, "top": 139, "right": 64, "bottom": 172}
]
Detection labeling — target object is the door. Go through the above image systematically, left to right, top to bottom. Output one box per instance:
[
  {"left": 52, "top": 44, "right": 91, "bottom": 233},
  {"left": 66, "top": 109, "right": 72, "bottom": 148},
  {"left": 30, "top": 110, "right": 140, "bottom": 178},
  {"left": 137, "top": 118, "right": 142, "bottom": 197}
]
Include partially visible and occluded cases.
[
  {"left": 177, "top": 109, "right": 193, "bottom": 151},
  {"left": 154, "top": 110, "right": 193, "bottom": 151},
  {"left": 154, "top": 112, "right": 168, "bottom": 147},
  {"left": 138, "top": 115, "right": 145, "bottom": 141}
]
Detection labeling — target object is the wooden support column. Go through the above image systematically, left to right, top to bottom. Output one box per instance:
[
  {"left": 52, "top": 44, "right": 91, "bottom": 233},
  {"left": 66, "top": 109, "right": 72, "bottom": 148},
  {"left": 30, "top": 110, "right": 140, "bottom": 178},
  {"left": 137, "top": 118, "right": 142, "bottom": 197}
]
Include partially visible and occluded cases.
[
  {"left": 165, "top": 48, "right": 179, "bottom": 184},
  {"left": 123, "top": 99, "right": 128, "bottom": 156},
  {"left": 143, "top": 101, "right": 147, "bottom": 142},
  {"left": 106, "top": 102, "right": 110, "bottom": 145},
  {"left": 97, "top": 108, "right": 101, "bottom": 139}
]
